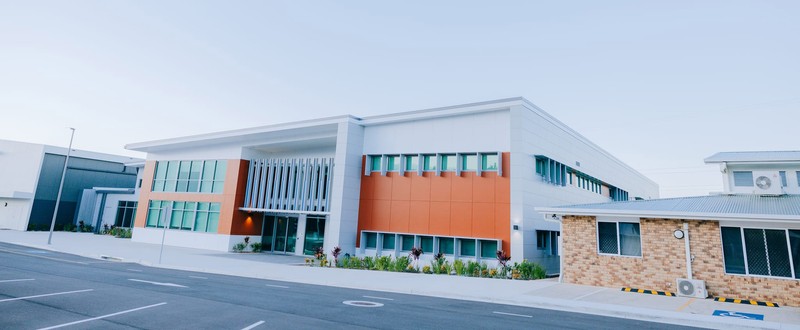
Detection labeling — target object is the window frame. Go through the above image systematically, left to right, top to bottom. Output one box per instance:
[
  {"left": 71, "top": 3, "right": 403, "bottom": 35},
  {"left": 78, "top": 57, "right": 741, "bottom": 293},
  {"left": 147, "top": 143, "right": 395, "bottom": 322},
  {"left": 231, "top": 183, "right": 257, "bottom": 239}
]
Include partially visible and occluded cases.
[
  {"left": 732, "top": 171, "right": 754, "bottom": 187},
  {"left": 596, "top": 219, "right": 642, "bottom": 257},
  {"left": 719, "top": 225, "right": 799, "bottom": 280}
]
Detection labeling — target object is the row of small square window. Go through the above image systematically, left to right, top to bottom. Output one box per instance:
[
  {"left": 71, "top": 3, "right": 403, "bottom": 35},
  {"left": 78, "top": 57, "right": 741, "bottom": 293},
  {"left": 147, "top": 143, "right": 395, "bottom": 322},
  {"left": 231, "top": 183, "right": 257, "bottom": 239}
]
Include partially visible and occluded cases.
[
  {"left": 366, "top": 152, "right": 501, "bottom": 176},
  {"left": 361, "top": 231, "right": 501, "bottom": 259}
]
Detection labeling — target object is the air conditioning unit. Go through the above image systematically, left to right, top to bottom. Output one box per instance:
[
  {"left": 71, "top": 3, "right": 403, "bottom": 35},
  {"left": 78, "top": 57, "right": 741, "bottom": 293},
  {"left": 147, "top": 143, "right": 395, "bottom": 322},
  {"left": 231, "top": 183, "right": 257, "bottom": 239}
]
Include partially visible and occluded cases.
[
  {"left": 751, "top": 171, "right": 783, "bottom": 195},
  {"left": 676, "top": 278, "right": 707, "bottom": 298}
]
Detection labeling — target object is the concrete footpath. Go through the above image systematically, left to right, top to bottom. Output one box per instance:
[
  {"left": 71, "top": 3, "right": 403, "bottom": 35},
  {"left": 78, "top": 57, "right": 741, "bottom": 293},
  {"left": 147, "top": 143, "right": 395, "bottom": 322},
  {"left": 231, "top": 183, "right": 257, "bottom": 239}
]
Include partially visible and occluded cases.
[{"left": 1, "top": 231, "right": 798, "bottom": 330}]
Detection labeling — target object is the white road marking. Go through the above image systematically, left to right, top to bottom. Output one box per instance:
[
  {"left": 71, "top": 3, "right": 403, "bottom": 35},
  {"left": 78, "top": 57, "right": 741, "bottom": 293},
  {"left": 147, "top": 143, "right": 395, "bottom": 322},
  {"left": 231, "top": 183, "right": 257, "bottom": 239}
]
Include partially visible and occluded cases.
[
  {"left": 0, "top": 248, "right": 88, "bottom": 265},
  {"left": 126, "top": 269, "right": 142, "bottom": 272},
  {"left": 189, "top": 276, "right": 207, "bottom": 279},
  {"left": 0, "top": 278, "right": 35, "bottom": 283},
  {"left": 128, "top": 279, "right": 187, "bottom": 288},
  {"left": 265, "top": 284, "right": 289, "bottom": 289},
  {"left": 573, "top": 287, "right": 607, "bottom": 300},
  {"left": 0, "top": 289, "right": 93, "bottom": 303},
  {"left": 362, "top": 295, "right": 394, "bottom": 301},
  {"left": 342, "top": 300, "right": 384, "bottom": 307},
  {"left": 36, "top": 302, "right": 167, "bottom": 330},
  {"left": 493, "top": 311, "right": 533, "bottom": 318},
  {"left": 241, "top": 320, "right": 265, "bottom": 330}
]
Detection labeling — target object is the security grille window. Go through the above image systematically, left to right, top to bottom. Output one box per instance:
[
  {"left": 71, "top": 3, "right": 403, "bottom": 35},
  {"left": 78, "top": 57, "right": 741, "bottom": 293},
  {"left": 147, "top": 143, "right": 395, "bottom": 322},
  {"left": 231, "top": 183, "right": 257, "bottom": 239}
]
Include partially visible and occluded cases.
[
  {"left": 461, "top": 154, "right": 478, "bottom": 171},
  {"left": 481, "top": 154, "right": 499, "bottom": 171},
  {"left": 440, "top": 155, "right": 456, "bottom": 171},
  {"left": 370, "top": 156, "right": 382, "bottom": 171},
  {"left": 386, "top": 156, "right": 400, "bottom": 172},
  {"left": 405, "top": 156, "right": 418, "bottom": 172},
  {"left": 152, "top": 160, "right": 226, "bottom": 193},
  {"left": 733, "top": 171, "right": 754, "bottom": 187},
  {"left": 145, "top": 200, "right": 220, "bottom": 233},
  {"left": 114, "top": 201, "right": 137, "bottom": 228},
  {"left": 597, "top": 221, "right": 641, "bottom": 256},
  {"left": 721, "top": 226, "right": 799, "bottom": 279}
]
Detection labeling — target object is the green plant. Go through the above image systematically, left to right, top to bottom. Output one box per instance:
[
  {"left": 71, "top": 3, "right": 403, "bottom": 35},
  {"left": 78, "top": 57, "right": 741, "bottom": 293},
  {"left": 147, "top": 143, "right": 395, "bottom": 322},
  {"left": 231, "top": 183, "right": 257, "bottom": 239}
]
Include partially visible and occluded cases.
[
  {"left": 62, "top": 223, "right": 77, "bottom": 232},
  {"left": 232, "top": 242, "right": 247, "bottom": 252},
  {"left": 250, "top": 242, "right": 263, "bottom": 252},
  {"left": 331, "top": 246, "right": 342, "bottom": 267},
  {"left": 375, "top": 255, "right": 391, "bottom": 271},
  {"left": 362, "top": 256, "right": 375, "bottom": 270},
  {"left": 394, "top": 256, "right": 410, "bottom": 272},
  {"left": 453, "top": 259, "right": 465, "bottom": 276},
  {"left": 466, "top": 260, "right": 480, "bottom": 277},
  {"left": 514, "top": 260, "right": 547, "bottom": 280},
  {"left": 422, "top": 265, "right": 432, "bottom": 274}
]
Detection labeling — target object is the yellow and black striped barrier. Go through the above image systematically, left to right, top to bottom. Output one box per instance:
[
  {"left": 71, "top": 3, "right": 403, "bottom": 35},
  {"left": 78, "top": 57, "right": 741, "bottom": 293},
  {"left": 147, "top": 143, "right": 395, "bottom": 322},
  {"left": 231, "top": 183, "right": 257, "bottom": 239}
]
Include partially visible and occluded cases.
[
  {"left": 621, "top": 287, "right": 674, "bottom": 297},
  {"left": 714, "top": 297, "right": 779, "bottom": 307}
]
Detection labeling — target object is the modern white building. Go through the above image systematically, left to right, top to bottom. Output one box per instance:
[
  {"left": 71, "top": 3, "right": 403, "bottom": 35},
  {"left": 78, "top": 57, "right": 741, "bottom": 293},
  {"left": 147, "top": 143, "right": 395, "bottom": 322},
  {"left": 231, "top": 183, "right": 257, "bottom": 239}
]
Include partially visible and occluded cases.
[
  {"left": 126, "top": 98, "right": 658, "bottom": 271},
  {"left": 0, "top": 139, "right": 142, "bottom": 231}
]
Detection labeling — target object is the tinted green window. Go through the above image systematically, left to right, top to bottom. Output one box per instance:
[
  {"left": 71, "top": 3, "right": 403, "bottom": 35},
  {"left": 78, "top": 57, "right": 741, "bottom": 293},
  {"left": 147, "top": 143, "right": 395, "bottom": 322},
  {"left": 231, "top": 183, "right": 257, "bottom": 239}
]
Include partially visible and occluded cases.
[
  {"left": 481, "top": 154, "right": 499, "bottom": 171},
  {"left": 423, "top": 155, "right": 437, "bottom": 171},
  {"left": 441, "top": 155, "right": 456, "bottom": 171},
  {"left": 461, "top": 155, "right": 477, "bottom": 171},
  {"left": 370, "top": 156, "right": 381, "bottom": 171},
  {"left": 387, "top": 156, "right": 400, "bottom": 171},
  {"left": 405, "top": 156, "right": 418, "bottom": 171},
  {"left": 146, "top": 200, "right": 161, "bottom": 227},
  {"left": 365, "top": 232, "right": 377, "bottom": 249},
  {"left": 382, "top": 233, "right": 395, "bottom": 249},
  {"left": 401, "top": 235, "right": 415, "bottom": 251},
  {"left": 420, "top": 236, "right": 434, "bottom": 253},
  {"left": 439, "top": 238, "right": 455, "bottom": 255},
  {"left": 459, "top": 239, "right": 476, "bottom": 256},
  {"left": 480, "top": 240, "right": 497, "bottom": 258}
]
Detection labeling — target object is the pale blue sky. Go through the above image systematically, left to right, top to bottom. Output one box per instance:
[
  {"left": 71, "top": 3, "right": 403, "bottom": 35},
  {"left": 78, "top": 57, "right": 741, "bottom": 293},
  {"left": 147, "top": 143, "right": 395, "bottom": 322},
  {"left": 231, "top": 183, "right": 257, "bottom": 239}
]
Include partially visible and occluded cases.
[{"left": 1, "top": 1, "right": 798, "bottom": 197}]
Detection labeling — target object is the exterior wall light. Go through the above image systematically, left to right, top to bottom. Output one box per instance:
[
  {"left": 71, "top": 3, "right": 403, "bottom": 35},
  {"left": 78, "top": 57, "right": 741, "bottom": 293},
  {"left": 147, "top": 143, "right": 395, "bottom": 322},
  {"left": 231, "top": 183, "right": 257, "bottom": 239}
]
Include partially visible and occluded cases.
[
  {"left": 513, "top": 225, "right": 519, "bottom": 230},
  {"left": 673, "top": 229, "right": 685, "bottom": 239}
]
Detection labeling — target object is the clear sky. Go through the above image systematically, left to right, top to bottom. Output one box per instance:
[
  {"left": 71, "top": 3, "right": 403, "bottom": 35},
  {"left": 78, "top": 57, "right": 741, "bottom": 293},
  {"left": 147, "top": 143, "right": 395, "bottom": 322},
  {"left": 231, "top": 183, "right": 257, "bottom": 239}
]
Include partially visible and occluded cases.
[{"left": 1, "top": 1, "right": 798, "bottom": 198}]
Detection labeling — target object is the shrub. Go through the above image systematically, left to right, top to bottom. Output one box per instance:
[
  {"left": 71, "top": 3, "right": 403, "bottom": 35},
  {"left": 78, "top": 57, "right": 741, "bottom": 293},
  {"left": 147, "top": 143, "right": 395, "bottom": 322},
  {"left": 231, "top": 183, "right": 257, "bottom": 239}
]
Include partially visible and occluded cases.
[
  {"left": 232, "top": 242, "right": 247, "bottom": 252},
  {"left": 250, "top": 242, "right": 263, "bottom": 252},
  {"left": 362, "top": 256, "right": 375, "bottom": 270},
  {"left": 375, "top": 256, "right": 391, "bottom": 271},
  {"left": 394, "top": 256, "right": 410, "bottom": 272},
  {"left": 453, "top": 259, "right": 465, "bottom": 276},
  {"left": 466, "top": 260, "right": 480, "bottom": 277},
  {"left": 515, "top": 260, "right": 547, "bottom": 280},
  {"left": 422, "top": 265, "right": 432, "bottom": 274}
]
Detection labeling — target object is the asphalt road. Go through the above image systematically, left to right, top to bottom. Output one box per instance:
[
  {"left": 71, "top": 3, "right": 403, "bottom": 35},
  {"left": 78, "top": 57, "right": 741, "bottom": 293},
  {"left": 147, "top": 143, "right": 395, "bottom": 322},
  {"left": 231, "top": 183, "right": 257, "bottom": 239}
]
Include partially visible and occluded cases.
[{"left": 0, "top": 242, "right": 700, "bottom": 330}]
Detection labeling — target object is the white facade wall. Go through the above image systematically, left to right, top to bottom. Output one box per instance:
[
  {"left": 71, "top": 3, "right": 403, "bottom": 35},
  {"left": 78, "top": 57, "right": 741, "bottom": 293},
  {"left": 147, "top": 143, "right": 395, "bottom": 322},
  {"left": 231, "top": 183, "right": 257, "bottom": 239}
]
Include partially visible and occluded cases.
[
  {"left": 325, "top": 120, "right": 365, "bottom": 256},
  {"left": 0, "top": 140, "right": 45, "bottom": 230},
  {"left": 722, "top": 163, "right": 800, "bottom": 195},
  {"left": 97, "top": 193, "right": 138, "bottom": 229},
  {"left": 133, "top": 227, "right": 251, "bottom": 251}
]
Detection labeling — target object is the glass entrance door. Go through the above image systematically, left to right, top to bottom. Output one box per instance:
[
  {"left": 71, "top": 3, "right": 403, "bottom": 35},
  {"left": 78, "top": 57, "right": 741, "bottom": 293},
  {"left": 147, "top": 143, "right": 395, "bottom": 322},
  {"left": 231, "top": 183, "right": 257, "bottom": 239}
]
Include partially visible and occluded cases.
[{"left": 262, "top": 215, "right": 298, "bottom": 253}]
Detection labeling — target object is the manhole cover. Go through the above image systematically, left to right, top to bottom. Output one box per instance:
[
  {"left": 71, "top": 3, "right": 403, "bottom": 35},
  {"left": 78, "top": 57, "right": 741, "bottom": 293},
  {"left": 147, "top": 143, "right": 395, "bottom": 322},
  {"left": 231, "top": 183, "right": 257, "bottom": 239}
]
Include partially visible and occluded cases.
[{"left": 342, "top": 300, "right": 384, "bottom": 307}]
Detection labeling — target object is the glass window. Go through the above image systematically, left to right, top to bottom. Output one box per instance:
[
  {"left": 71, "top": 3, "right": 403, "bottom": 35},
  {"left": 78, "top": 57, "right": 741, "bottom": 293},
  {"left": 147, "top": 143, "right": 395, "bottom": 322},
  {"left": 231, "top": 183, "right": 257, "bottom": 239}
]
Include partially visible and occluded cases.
[
  {"left": 481, "top": 154, "right": 499, "bottom": 171},
  {"left": 423, "top": 155, "right": 436, "bottom": 171},
  {"left": 441, "top": 155, "right": 456, "bottom": 171},
  {"left": 461, "top": 155, "right": 477, "bottom": 171},
  {"left": 370, "top": 156, "right": 381, "bottom": 171},
  {"left": 386, "top": 156, "right": 400, "bottom": 172},
  {"left": 405, "top": 156, "right": 418, "bottom": 171},
  {"left": 535, "top": 158, "right": 546, "bottom": 176},
  {"left": 733, "top": 171, "right": 754, "bottom": 187},
  {"left": 779, "top": 171, "right": 787, "bottom": 187},
  {"left": 797, "top": 171, "right": 800, "bottom": 187},
  {"left": 146, "top": 200, "right": 161, "bottom": 227},
  {"left": 194, "top": 203, "right": 209, "bottom": 233},
  {"left": 206, "top": 209, "right": 219, "bottom": 233},
  {"left": 303, "top": 216, "right": 326, "bottom": 256},
  {"left": 597, "top": 222, "right": 619, "bottom": 254},
  {"left": 619, "top": 223, "right": 641, "bottom": 256},
  {"left": 721, "top": 226, "right": 745, "bottom": 274},
  {"left": 536, "top": 230, "right": 548, "bottom": 250},
  {"left": 791, "top": 230, "right": 800, "bottom": 279},
  {"left": 365, "top": 232, "right": 377, "bottom": 249},
  {"left": 382, "top": 233, "right": 395, "bottom": 249},
  {"left": 401, "top": 235, "right": 414, "bottom": 251},
  {"left": 420, "top": 236, "right": 434, "bottom": 253},
  {"left": 439, "top": 237, "right": 455, "bottom": 255},
  {"left": 459, "top": 239, "right": 476, "bottom": 256},
  {"left": 480, "top": 240, "right": 497, "bottom": 258}
]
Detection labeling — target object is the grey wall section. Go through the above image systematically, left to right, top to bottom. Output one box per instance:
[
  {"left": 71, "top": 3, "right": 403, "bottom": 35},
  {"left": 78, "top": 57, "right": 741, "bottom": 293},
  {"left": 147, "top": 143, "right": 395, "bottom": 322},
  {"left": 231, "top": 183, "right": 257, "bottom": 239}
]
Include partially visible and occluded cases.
[{"left": 27, "top": 154, "right": 137, "bottom": 230}]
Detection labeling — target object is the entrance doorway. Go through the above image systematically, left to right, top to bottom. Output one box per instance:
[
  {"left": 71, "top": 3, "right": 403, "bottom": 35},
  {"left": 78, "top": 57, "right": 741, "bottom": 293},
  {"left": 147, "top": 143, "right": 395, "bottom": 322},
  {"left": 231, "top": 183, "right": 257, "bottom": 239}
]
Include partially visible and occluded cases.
[{"left": 262, "top": 215, "right": 298, "bottom": 253}]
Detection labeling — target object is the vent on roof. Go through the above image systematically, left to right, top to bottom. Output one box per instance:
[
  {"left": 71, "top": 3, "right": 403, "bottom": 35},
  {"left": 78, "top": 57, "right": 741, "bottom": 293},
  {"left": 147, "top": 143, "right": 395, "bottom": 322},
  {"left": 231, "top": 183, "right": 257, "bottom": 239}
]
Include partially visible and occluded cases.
[{"left": 751, "top": 171, "right": 783, "bottom": 195}]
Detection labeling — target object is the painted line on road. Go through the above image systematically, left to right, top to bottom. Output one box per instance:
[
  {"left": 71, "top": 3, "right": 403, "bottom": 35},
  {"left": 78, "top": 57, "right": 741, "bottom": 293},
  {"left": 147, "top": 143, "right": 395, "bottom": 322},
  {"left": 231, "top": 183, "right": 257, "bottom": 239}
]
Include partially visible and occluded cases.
[
  {"left": 0, "top": 248, "right": 88, "bottom": 265},
  {"left": 126, "top": 269, "right": 143, "bottom": 272},
  {"left": 189, "top": 276, "right": 207, "bottom": 279},
  {"left": 0, "top": 278, "right": 35, "bottom": 283},
  {"left": 128, "top": 279, "right": 187, "bottom": 288},
  {"left": 265, "top": 284, "right": 289, "bottom": 289},
  {"left": 573, "top": 287, "right": 606, "bottom": 301},
  {"left": 0, "top": 289, "right": 93, "bottom": 303},
  {"left": 362, "top": 295, "right": 394, "bottom": 301},
  {"left": 676, "top": 298, "right": 696, "bottom": 312},
  {"left": 37, "top": 302, "right": 167, "bottom": 330},
  {"left": 492, "top": 311, "right": 533, "bottom": 318},
  {"left": 241, "top": 320, "right": 265, "bottom": 330}
]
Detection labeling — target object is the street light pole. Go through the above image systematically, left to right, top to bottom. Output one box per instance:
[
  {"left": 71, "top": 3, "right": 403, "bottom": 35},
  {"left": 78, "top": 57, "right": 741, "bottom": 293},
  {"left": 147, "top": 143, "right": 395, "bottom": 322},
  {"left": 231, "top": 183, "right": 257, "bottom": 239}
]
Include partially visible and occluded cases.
[{"left": 47, "top": 128, "right": 75, "bottom": 245}]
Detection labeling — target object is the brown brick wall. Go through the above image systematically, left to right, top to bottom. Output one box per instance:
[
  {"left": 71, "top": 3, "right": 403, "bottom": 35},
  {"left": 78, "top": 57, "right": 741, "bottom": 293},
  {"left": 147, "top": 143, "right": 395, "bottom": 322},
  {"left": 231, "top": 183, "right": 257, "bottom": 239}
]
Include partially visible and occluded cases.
[{"left": 562, "top": 215, "right": 800, "bottom": 306}]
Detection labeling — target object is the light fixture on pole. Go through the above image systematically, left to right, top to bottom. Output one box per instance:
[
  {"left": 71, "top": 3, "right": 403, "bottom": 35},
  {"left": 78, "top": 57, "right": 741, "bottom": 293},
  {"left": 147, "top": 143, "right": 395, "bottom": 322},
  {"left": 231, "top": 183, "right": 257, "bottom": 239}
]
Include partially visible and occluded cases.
[{"left": 47, "top": 128, "right": 75, "bottom": 245}]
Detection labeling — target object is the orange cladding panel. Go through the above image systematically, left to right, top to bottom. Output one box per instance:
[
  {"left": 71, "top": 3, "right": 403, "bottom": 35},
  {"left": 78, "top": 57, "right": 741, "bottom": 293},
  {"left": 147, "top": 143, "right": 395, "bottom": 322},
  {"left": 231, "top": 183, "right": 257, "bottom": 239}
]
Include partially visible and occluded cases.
[
  {"left": 133, "top": 160, "right": 157, "bottom": 228},
  {"left": 228, "top": 160, "right": 261, "bottom": 236},
  {"left": 390, "top": 172, "right": 411, "bottom": 200},
  {"left": 409, "top": 172, "right": 431, "bottom": 200},
  {"left": 429, "top": 172, "right": 452, "bottom": 202},
  {"left": 450, "top": 172, "right": 473, "bottom": 202},
  {"left": 473, "top": 172, "right": 496, "bottom": 203},
  {"left": 373, "top": 175, "right": 393, "bottom": 200},
  {"left": 371, "top": 200, "right": 392, "bottom": 231},
  {"left": 389, "top": 200, "right": 410, "bottom": 232},
  {"left": 408, "top": 201, "right": 430, "bottom": 233},
  {"left": 428, "top": 201, "right": 451, "bottom": 235},
  {"left": 450, "top": 201, "right": 472, "bottom": 237},
  {"left": 472, "top": 202, "right": 495, "bottom": 238}
]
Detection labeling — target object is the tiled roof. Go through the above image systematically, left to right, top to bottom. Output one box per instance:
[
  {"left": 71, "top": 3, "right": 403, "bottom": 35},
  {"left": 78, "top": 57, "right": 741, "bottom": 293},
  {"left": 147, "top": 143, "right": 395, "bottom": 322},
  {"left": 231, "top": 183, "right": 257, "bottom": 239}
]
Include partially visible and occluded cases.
[
  {"left": 704, "top": 151, "right": 800, "bottom": 163},
  {"left": 538, "top": 194, "right": 800, "bottom": 221}
]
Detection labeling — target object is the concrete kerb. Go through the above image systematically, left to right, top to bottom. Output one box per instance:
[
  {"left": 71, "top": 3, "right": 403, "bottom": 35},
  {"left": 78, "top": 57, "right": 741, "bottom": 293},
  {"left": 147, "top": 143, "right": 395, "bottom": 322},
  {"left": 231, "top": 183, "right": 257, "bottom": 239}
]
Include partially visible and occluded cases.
[{"left": 0, "top": 234, "right": 792, "bottom": 329}]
